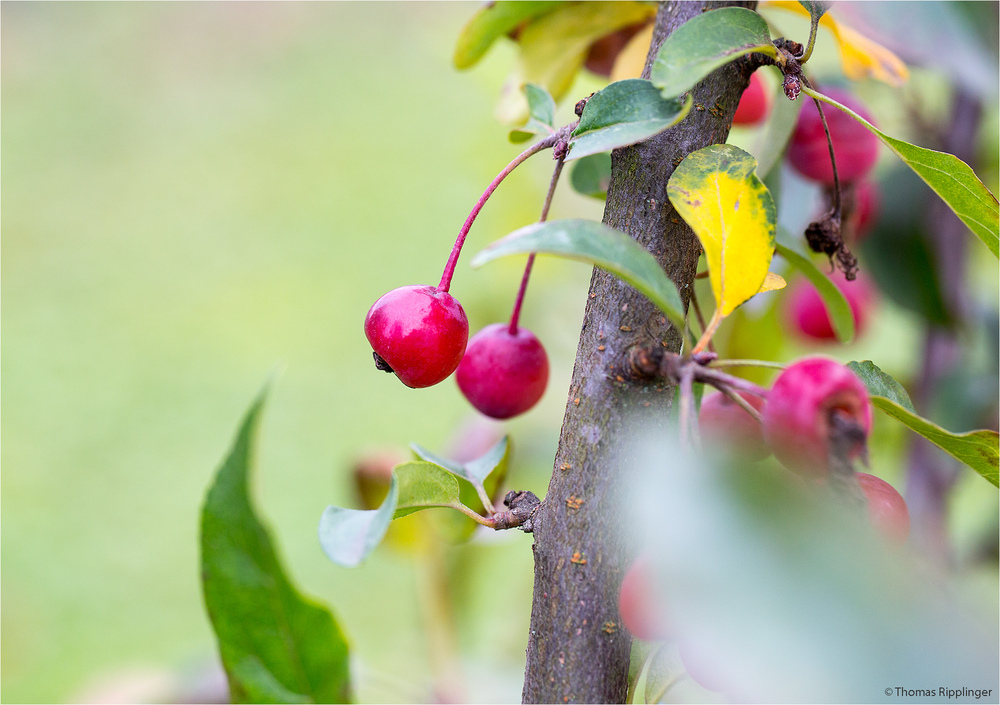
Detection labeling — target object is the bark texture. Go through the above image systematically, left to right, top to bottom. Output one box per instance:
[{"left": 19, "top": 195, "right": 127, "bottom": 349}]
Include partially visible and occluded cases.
[{"left": 521, "top": 2, "right": 755, "bottom": 702}]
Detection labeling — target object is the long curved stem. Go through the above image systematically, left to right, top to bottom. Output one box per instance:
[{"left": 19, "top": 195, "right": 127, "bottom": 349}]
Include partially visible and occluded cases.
[
  {"left": 802, "top": 78, "right": 841, "bottom": 220},
  {"left": 438, "top": 126, "right": 574, "bottom": 293},
  {"left": 509, "top": 150, "right": 567, "bottom": 334}
]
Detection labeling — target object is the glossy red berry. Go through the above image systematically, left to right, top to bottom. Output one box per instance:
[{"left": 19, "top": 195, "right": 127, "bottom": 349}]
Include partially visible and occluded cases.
[
  {"left": 732, "top": 71, "right": 769, "bottom": 126},
  {"left": 787, "top": 88, "right": 879, "bottom": 185},
  {"left": 786, "top": 269, "right": 876, "bottom": 342},
  {"left": 364, "top": 285, "right": 468, "bottom": 388},
  {"left": 456, "top": 323, "right": 548, "bottom": 419},
  {"left": 763, "top": 357, "right": 873, "bottom": 476},
  {"left": 698, "top": 391, "right": 770, "bottom": 461},
  {"left": 857, "top": 472, "right": 910, "bottom": 544},
  {"left": 618, "top": 554, "right": 670, "bottom": 642}
]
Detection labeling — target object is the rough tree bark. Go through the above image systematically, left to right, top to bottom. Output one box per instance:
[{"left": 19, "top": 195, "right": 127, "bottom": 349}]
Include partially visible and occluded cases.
[{"left": 521, "top": 2, "right": 755, "bottom": 702}]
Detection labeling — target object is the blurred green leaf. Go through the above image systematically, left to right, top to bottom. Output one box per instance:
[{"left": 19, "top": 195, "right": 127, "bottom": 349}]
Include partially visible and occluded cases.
[
  {"left": 453, "top": 1, "right": 561, "bottom": 69},
  {"left": 495, "top": 2, "right": 656, "bottom": 124},
  {"left": 651, "top": 7, "right": 776, "bottom": 100},
  {"left": 568, "top": 79, "right": 692, "bottom": 160},
  {"left": 509, "top": 83, "right": 557, "bottom": 143},
  {"left": 803, "top": 86, "right": 1000, "bottom": 257},
  {"left": 667, "top": 144, "right": 775, "bottom": 317},
  {"left": 570, "top": 152, "right": 613, "bottom": 199},
  {"left": 471, "top": 219, "right": 685, "bottom": 330},
  {"left": 775, "top": 228, "right": 855, "bottom": 343},
  {"left": 846, "top": 360, "right": 915, "bottom": 412},
  {"left": 846, "top": 361, "right": 999, "bottom": 486},
  {"left": 203, "top": 388, "right": 352, "bottom": 703},
  {"left": 412, "top": 436, "right": 510, "bottom": 487},
  {"left": 393, "top": 461, "right": 462, "bottom": 518}
]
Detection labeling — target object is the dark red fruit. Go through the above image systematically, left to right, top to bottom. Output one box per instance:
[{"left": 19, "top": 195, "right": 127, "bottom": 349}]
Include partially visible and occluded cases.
[
  {"left": 732, "top": 71, "right": 769, "bottom": 126},
  {"left": 787, "top": 88, "right": 879, "bottom": 185},
  {"left": 845, "top": 180, "right": 880, "bottom": 244},
  {"left": 786, "top": 269, "right": 876, "bottom": 341},
  {"left": 364, "top": 285, "right": 468, "bottom": 388},
  {"left": 456, "top": 323, "right": 548, "bottom": 419},
  {"left": 763, "top": 357, "right": 873, "bottom": 476},
  {"left": 698, "top": 391, "right": 770, "bottom": 461},
  {"left": 857, "top": 472, "right": 910, "bottom": 544},
  {"left": 618, "top": 554, "right": 670, "bottom": 642}
]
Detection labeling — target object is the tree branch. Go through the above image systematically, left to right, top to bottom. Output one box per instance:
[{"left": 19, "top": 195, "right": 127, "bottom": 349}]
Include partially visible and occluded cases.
[{"left": 521, "top": 2, "right": 756, "bottom": 702}]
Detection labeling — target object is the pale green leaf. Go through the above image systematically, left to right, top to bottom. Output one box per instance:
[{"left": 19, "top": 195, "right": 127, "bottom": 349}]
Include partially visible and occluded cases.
[
  {"left": 453, "top": 1, "right": 561, "bottom": 70},
  {"left": 651, "top": 7, "right": 776, "bottom": 100},
  {"left": 803, "top": 86, "right": 999, "bottom": 257},
  {"left": 667, "top": 144, "right": 776, "bottom": 316},
  {"left": 570, "top": 152, "right": 612, "bottom": 199},
  {"left": 471, "top": 219, "right": 685, "bottom": 330},
  {"left": 393, "top": 461, "right": 462, "bottom": 518},
  {"left": 319, "top": 476, "right": 398, "bottom": 569}
]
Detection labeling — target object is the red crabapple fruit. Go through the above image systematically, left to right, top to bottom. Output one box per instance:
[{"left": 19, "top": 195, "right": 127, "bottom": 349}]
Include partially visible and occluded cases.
[
  {"left": 732, "top": 71, "right": 769, "bottom": 126},
  {"left": 787, "top": 88, "right": 879, "bottom": 185},
  {"left": 845, "top": 180, "right": 880, "bottom": 244},
  {"left": 787, "top": 269, "right": 876, "bottom": 342},
  {"left": 364, "top": 285, "right": 469, "bottom": 388},
  {"left": 456, "top": 323, "right": 549, "bottom": 419},
  {"left": 763, "top": 357, "right": 873, "bottom": 476},
  {"left": 698, "top": 391, "right": 770, "bottom": 461},
  {"left": 857, "top": 472, "right": 910, "bottom": 544},
  {"left": 618, "top": 554, "right": 670, "bottom": 642}
]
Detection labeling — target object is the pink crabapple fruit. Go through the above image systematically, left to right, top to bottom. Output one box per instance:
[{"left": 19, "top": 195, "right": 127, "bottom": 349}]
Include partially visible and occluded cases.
[
  {"left": 732, "top": 71, "right": 769, "bottom": 126},
  {"left": 787, "top": 87, "right": 880, "bottom": 185},
  {"left": 845, "top": 180, "right": 880, "bottom": 244},
  {"left": 787, "top": 269, "right": 877, "bottom": 342},
  {"left": 364, "top": 285, "right": 469, "bottom": 389},
  {"left": 456, "top": 323, "right": 549, "bottom": 419},
  {"left": 763, "top": 357, "right": 873, "bottom": 476},
  {"left": 698, "top": 390, "right": 770, "bottom": 461},
  {"left": 857, "top": 472, "right": 910, "bottom": 544},
  {"left": 617, "top": 553, "right": 670, "bottom": 642}
]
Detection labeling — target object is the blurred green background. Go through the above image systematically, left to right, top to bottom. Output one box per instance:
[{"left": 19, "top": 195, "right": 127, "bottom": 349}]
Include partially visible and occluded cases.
[
  {"left": 1, "top": 3, "right": 605, "bottom": 702},
  {"left": 3, "top": 3, "right": 998, "bottom": 704}
]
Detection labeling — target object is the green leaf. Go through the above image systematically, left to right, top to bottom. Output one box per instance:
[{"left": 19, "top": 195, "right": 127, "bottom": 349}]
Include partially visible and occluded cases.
[
  {"left": 799, "top": 0, "right": 832, "bottom": 22},
  {"left": 453, "top": 1, "right": 561, "bottom": 70},
  {"left": 651, "top": 7, "right": 776, "bottom": 100},
  {"left": 568, "top": 79, "right": 692, "bottom": 160},
  {"left": 509, "top": 83, "right": 557, "bottom": 143},
  {"left": 802, "top": 86, "right": 1000, "bottom": 258},
  {"left": 667, "top": 144, "right": 776, "bottom": 316},
  {"left": 570, "top": 152, "right": 612, "bottom": 199},
  {"left": 471, "top": 219, "right": 686, "bottom": 330},
  {"left": 775, "top": 229, "right": 855, "bottom": 343},
  {"left": 846, "top": 360, "right": 915, "bottom": 412},
  {"left": 846, "top": 361, "right": 999, "bottom": 486},
  {"left": 203, "top": 388, "right": 352, "bottom": 703},
  {"left": 465, "top": 435, "right": 510, "bottom": 486},
  {"left": 393, "top": 461, "right": 462, "bottom": 518},
  {"left": 319, "top": 475, "right": 398, "bottom": 569}
]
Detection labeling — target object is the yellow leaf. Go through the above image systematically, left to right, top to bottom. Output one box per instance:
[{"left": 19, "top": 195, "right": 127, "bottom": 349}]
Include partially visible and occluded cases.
[
  {"left": 762, "top": 1, "right": 909, "bottom": 86},
  {"left": 495, "top": 2, "right": 656, "bottom": 124},
  {"left": 610, "top": 23, "right": 654, "bottom": 82},
  {"left": 667, "top": 145, "right": 776, "bottom": 317},
  {"left": 756, "top": 272, "right": 786, "bottom": 294}
]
